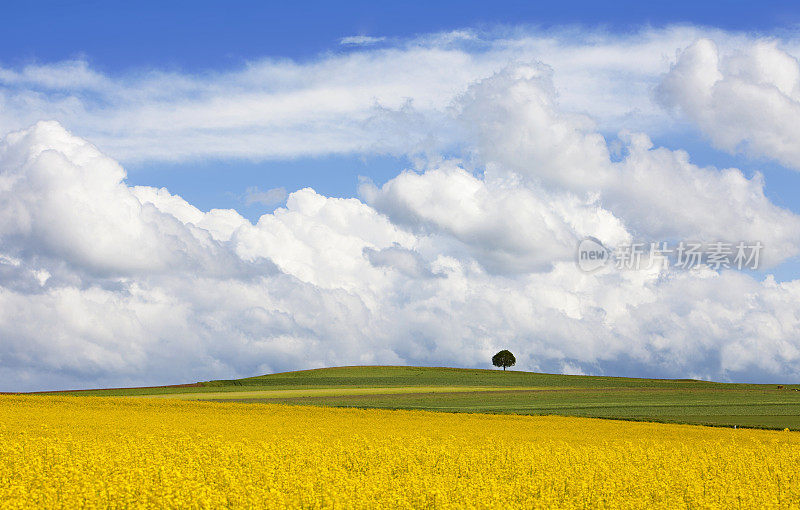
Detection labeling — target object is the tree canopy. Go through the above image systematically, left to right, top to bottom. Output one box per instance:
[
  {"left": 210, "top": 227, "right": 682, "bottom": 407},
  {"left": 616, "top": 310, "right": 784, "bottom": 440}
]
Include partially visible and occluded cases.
[{"left": 492, "top": 350, "right": 516, "bottom": 371}]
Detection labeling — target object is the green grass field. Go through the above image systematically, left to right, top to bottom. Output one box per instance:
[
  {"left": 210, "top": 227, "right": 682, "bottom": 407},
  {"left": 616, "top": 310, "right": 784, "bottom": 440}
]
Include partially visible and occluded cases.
[{"left": 46, "top": 366, "right": 800, "bottom": 430}]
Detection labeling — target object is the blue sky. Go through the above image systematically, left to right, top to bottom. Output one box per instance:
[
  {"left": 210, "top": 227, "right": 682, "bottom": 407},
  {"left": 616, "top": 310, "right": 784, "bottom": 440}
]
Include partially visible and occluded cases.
[
  {"left": 3, "top": 1, "right": 799, "bottom": 277},
  {"left": 4, "top": 1, "right": 800, "bottom": 72},
  {"left": 2, "top": 2, "right": 798, "bottom": 206},
  {"left": 5, "top": 2, "right": 800, "bottom": 388}
]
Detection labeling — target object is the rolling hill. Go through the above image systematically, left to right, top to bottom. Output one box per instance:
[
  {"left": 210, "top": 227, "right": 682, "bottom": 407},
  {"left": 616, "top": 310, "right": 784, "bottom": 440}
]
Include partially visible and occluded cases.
[{"left": 43, "top": 365, "right": 800, "bottom": 430}]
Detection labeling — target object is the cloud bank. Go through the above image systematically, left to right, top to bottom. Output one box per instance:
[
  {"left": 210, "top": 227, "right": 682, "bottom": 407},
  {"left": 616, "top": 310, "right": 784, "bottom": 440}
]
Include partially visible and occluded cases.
[
  {"left": 4, "top": 25, "right": 799, "bottom": 165},
  {"left": 2, "top": 27, "right": 800, "bottom": 390},
  {"left": 2, "top": 50, "right": 800, "bottom": 390}
]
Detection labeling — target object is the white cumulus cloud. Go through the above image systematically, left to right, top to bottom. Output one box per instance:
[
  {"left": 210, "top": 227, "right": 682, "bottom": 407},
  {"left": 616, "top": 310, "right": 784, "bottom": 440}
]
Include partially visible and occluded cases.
[
  {"left": 0, "top": 25, "right": 766, "bottom": 163},
  {"left": 2, "top": 27, "right": 800, "bottom": 390},
  {"left": 658, "top": 38, "right": 800, "bottom": 170},
  {"left": 0, "top": 112, "right": 798, "bottom": 391}
]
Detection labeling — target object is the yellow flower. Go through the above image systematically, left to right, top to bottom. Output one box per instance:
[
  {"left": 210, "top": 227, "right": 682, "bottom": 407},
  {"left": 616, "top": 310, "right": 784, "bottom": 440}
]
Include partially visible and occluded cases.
[{"left": 0, "top": 395, "right": 797, "bottom": 509}]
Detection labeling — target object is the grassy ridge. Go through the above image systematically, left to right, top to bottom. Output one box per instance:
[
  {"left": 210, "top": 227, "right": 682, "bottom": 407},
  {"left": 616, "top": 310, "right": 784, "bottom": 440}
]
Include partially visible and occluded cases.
[
  {"left": 215, "top": 365, "right": 736, "bottom": 389},
  {"left": 48, "top": 366, "right": 800, "bottom": 430},
  {"left": 54, "top": 366, "right": 747, "bottom": 397}
]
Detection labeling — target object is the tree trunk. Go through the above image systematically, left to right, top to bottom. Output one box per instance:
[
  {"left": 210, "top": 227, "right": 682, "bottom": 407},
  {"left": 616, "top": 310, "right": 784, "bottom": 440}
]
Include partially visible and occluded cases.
[{"left": 503, "top": 366, "right": 506, "bottom": 371}]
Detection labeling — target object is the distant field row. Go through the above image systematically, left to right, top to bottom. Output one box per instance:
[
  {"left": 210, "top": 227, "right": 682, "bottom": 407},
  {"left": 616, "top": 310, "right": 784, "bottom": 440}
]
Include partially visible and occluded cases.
[
  {"left": 140, "top": 386, "right": 550, "bottom": 400},
  {"left": 218, "top": 387, "right": 800, "bottom": 430}
]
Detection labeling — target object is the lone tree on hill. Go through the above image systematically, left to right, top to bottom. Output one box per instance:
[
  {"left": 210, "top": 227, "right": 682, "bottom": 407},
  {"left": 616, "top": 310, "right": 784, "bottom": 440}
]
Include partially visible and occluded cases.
[{"left": 492, "top": 350, "right": 516, "bottom": 371}]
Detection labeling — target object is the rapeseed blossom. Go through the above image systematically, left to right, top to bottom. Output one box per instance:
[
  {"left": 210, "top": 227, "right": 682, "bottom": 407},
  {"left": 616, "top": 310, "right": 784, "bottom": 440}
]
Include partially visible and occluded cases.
[{"left": 0, "top": 396, "right": 797, "bottom": 508}]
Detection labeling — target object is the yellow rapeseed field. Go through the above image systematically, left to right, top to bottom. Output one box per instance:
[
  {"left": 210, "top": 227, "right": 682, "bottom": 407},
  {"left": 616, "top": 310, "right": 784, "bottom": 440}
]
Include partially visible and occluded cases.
[{"left": 0, "top": 396, "right": 798, "bottom": 509}]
